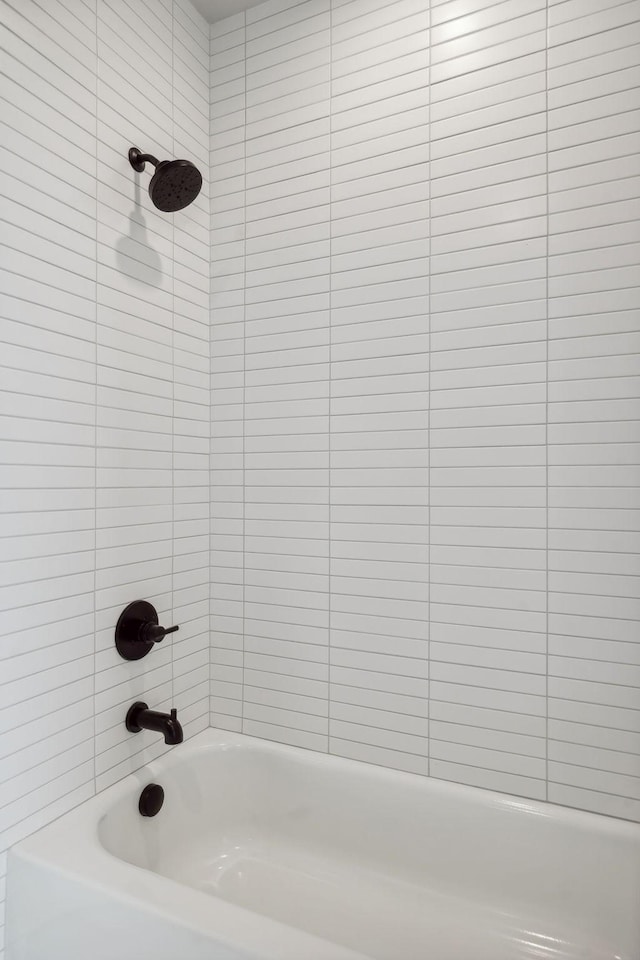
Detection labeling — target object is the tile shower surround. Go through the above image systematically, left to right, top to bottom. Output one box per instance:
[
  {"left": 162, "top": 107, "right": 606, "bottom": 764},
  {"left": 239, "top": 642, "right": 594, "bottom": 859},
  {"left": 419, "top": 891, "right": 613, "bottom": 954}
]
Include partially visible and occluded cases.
[
  {"left": 0, "top": 0, "right": 639, "bottom": 954},
  {"left": 0, "top": 0, "right": 210, "bottom": 952},
  {"left": 210, "top": 0, "right": 640, "bottom": 821}
]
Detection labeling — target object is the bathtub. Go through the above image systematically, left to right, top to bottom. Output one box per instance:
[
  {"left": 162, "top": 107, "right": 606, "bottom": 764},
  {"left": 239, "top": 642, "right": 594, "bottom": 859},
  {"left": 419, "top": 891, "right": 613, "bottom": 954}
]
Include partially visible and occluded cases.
[{"left": 6, "top": 729, "right": 640, "bottom": 960}]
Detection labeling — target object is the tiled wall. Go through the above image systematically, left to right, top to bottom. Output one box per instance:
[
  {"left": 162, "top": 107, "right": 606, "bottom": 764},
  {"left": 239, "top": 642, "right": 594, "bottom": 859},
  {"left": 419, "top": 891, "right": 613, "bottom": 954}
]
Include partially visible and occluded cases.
[
  {"left": 0, "top": 0, "right": 209, "bottom": 952},
  {"left": 209, "top": 0, "right": 640, "bottom": 820},
  {"left": 547, "top": 0, "right": 640, "bottom": 819}
]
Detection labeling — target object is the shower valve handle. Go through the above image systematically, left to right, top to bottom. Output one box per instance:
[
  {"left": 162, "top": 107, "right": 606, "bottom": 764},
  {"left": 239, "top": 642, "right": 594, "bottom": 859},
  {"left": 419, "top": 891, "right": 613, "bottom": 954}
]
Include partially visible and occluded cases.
[
  {"left": 115, "top": 600, "right": 179, "bottom": 661},
  {"left": 140, "top": 622, "right": 179, "bottom": 645}
]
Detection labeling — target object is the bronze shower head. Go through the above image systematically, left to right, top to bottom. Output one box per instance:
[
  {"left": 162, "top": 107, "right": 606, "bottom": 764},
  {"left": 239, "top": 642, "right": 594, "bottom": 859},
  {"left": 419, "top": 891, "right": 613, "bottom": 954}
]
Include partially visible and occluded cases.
[{"left": 128, "top": 146, "right": 202, "bottom": 213}]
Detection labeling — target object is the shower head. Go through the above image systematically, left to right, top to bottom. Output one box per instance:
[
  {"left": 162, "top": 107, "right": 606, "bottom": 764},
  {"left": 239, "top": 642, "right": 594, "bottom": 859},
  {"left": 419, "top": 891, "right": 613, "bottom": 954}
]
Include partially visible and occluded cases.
[{"left": 128, "top": 147, "right": 202, "bottom": 213}]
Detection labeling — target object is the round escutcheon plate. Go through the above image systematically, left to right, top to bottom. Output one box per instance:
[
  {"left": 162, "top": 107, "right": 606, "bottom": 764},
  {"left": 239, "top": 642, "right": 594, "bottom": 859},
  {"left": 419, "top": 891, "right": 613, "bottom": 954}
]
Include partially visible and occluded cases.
[{"left": 115, "top": 599, "right": 158, "bottom": 661}]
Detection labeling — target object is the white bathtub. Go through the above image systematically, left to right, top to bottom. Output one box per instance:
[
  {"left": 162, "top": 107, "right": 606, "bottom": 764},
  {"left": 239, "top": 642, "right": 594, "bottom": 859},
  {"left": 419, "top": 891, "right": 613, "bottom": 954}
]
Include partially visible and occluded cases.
[{"left": 6, "top": 729, "right": 640, "bottom": 960}]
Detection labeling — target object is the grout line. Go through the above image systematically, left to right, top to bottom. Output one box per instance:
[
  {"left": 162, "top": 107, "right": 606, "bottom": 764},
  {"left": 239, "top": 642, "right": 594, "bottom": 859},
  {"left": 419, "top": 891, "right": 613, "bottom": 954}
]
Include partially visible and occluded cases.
[
  {"left": 93, "top": 0, "right": 98, "bottom": 801},
  {"left": 171, "top": 0, "right": 176, "bottom": 724},
  {"left": 328, "top": 0, "right": 333, "bottom": 755},
  {"left": 427, "top": 0, "right": 432, "bottom": 780},
  {"left": 545, "top": 0, "right": 550, "bottom": 803},
  {"left": 242, "top": 10, "right": 247, "bottom": 734},
  {"left": 209, "top": 22, "right": 213, "bottom": 728}
]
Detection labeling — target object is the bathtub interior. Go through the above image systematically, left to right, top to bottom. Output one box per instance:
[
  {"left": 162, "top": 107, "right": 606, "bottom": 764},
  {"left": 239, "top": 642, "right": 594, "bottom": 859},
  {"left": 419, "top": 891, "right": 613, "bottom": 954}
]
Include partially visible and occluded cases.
[{"left": 96, "top": 737, "right": 640, "bottom": 960}]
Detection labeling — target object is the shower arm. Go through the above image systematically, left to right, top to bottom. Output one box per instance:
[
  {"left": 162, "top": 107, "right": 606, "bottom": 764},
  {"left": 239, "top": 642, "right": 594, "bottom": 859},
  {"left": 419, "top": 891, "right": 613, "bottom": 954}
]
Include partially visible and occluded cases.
[{"left": 128, "top": 147, "right": 159, "bottom": 173}]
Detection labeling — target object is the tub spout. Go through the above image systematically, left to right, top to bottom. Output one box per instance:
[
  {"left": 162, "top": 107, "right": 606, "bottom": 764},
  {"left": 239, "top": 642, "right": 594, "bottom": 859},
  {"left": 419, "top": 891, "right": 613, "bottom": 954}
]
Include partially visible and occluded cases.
[{"left": 126, "top": 702, "right": 183, "bottom": 745}]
